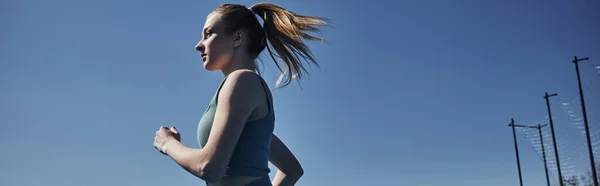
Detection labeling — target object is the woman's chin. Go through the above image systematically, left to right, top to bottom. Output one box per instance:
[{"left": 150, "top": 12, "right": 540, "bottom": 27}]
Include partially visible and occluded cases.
[{"left": 203, "top": 62, "right": 219, "bottom": 71}]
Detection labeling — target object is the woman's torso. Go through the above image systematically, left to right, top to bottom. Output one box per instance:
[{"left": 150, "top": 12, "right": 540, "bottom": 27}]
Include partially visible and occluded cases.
[{"left": 197, "top": 73, "right": 275, "bottom": 185}]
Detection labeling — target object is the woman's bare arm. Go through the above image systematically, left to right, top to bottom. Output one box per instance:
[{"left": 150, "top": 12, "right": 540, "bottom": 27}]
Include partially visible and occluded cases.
[
  {"left": 163, "top": 70, "right": 264, "bottom": 183},
  {"left": 269, "top": 134, "right": 304, "bottom": 186}
]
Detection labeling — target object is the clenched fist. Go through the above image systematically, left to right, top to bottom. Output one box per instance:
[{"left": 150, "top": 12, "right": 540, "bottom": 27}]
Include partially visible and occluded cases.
[{"left": 154, "top": 126, "right": 181, "bottom": 155}]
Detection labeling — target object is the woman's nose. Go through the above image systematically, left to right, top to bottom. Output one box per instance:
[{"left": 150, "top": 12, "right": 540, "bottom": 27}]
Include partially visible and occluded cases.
[{"left": 195, "top": 42, "right": 204, "bottom": 53}]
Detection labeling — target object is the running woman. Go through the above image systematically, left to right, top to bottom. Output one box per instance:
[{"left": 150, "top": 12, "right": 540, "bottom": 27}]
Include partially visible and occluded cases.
[{"left": 153, "top": 2, "right": 329, "bottom": 186}]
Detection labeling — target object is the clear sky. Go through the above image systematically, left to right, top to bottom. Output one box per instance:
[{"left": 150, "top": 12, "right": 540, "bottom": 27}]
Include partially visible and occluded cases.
[{"left": 2, "top": 0, "right": 599, "bottom": 185}]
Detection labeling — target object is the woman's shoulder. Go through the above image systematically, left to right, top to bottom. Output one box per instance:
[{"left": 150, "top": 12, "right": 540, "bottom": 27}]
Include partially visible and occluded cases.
[
  {"left": 218, "top": 69, "right": 266, "bottom": 103},
  {"left": 224, "top": 69, "right": 264, "bottom": 87},
  {"left": 227, "top": 69, "right": 259, "bottom": 79}
]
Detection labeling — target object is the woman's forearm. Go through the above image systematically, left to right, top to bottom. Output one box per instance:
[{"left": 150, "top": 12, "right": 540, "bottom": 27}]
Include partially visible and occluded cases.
[
  {"left": 269, "top": 134, "right": 304, "bottom": 186},
  {"left": 165, "top": 139, "right": 205, "bottom": 177},
  {"left": 165, "top": 139, "right": 224, "bottom": 182},
  {"left": 272, "top": 169, "right": 303, "bottom": 186}
]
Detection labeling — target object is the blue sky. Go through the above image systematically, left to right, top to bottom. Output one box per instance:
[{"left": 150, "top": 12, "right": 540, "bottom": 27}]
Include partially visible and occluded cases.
[{"left": 2, "top": 0, "right": 599, "bottom": 185}]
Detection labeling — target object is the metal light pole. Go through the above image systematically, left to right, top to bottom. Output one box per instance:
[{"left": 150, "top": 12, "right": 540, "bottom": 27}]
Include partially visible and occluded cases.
[
  {"left": 573, "top": 56, "right": 597, "bottom": 185},
  {"left": 544, "top": 92, "right": 563, "bottom": 185},
  {"left": 509, "top": 118, "right": 524, "bottom": 186},
  {"left": 535, "top": 123, "right": 551, "bottom": 186}
]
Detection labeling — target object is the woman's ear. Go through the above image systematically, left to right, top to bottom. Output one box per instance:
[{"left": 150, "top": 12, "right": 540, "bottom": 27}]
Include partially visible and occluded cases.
[{"left": 232, "top": 30, "right": 243, "bottom": 48}]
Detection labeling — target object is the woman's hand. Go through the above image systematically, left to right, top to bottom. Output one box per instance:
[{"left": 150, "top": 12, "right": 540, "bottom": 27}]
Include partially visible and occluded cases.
[{"left": 154, "top": 126, "right": 181, "bottom": 155}]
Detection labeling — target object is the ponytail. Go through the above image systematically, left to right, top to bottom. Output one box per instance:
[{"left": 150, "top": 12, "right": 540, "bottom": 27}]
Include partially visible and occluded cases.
[{"left": 249, "top": 3, "right": 329, "bottom": 88}]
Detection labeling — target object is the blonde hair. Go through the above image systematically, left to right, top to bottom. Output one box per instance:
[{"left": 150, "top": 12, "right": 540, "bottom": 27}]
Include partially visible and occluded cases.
[{"left": 213, "top": 3, "right": 329, "bottom": 88}]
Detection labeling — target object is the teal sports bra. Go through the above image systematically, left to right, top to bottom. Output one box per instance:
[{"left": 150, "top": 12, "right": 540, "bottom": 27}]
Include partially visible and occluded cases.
[{"left": 197, "top": 73, "right": 275, "bottom": 179}]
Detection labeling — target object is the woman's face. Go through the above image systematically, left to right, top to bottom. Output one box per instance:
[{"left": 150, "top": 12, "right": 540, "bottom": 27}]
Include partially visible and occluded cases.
[{"left": 195, "top": 13, "right": 237, "bottom": 71}]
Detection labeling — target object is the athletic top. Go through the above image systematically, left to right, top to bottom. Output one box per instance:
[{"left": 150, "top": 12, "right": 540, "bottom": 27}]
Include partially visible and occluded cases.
[{"left": 197, "top": 73, "right": 275, "bottom": 180}]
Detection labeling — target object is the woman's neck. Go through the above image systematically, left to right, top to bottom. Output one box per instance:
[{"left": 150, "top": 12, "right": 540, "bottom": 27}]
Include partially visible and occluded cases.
[{"left": 221, "top": 54, "right": 256, "bottom": 77}]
